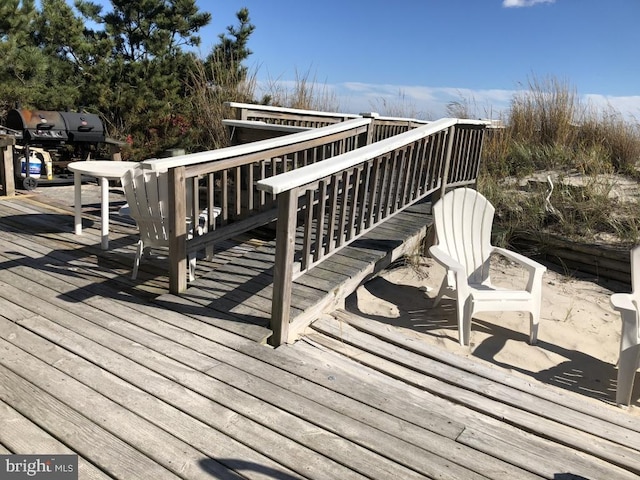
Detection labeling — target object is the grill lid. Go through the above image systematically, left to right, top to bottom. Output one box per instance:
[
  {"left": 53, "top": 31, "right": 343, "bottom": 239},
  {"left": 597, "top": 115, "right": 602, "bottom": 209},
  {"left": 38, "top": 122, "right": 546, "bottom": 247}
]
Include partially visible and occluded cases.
[
  {"left": 6, "top": 109, "right": 68, "bottom": 143},
  {"left": 59, "top": 111, "right": 105, "bottom": 143}
]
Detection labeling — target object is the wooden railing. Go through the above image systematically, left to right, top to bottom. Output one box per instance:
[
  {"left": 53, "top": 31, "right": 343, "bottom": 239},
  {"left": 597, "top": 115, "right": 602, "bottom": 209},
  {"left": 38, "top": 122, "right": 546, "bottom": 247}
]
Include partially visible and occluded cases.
[
  {"left": 225, "top": 102, "right": 430, "bottom": 142},
  {"left": 225, "top": 102, "right": 359, "bottom": 127},
  {"left": 369, "top": 115, "right": 430, "bottom": 143},
  {"left": 142, "top": 117, "right": 375, "bottom": 293},
  {"left": 256, "top": 118, "right": 488, "bottom": 345}
]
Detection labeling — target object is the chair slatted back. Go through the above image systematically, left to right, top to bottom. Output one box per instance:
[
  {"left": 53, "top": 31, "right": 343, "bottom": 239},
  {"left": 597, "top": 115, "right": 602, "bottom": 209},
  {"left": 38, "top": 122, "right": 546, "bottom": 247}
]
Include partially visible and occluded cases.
[
  {"left": 122, "top": 165, "right": 169, "bottom": 247},
  {"left": 433, "top": 187, "right": 494, "bottom": 284}
]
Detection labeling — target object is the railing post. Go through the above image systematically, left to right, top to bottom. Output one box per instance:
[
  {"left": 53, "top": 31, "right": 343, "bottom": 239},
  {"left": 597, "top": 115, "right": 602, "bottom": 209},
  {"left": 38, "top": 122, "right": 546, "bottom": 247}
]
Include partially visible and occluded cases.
[
  {"left": 360, "top": 112, "right": 379, "bottom": 145},
  {"left": 432, "top": 125, "right": 457, "bottom": 204},
  {"left": 0, "top": 136, "right": 15, "bottom": 197},
  {"left": 169, "top": 166, "right": 188, "bottom": 293},
  {"left": 269, "top": 188, "right": 298, "bottom": 346}
]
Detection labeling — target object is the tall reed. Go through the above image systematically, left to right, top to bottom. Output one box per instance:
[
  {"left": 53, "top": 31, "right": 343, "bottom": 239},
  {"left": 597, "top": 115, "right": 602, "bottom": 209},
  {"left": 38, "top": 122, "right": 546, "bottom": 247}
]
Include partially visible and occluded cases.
[
  {"left": 185, "top": 55, "right": 257, "bottom": 150},
  {"left": 261, "top": 69, "right": 340, "bottom": 112}
]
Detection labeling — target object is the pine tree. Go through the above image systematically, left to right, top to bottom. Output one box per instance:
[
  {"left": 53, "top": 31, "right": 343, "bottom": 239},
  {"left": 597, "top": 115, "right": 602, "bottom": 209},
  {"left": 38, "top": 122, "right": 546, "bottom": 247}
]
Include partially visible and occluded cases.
[
  {"left": 0, "top": 0, "right": 48, "bottom": 115},
  {"left": 205, "top": 8, "right": 255, "bottom": 87}
]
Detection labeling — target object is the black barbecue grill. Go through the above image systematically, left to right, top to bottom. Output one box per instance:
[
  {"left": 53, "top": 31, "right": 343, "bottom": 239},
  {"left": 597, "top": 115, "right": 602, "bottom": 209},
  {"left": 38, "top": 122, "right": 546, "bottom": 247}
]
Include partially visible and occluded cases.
[
  {"left": 4, "top": 109, "right": 107, "bottom": 189},
  {"left": 6, "top": 109, "right": 105, "bottom": 145}
]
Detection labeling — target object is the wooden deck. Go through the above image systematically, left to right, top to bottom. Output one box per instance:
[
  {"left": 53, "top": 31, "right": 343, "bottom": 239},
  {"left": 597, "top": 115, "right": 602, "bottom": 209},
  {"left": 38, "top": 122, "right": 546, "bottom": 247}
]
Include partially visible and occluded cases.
[{"left": 0, "top": 186, "right": 639, "bottom": 479}]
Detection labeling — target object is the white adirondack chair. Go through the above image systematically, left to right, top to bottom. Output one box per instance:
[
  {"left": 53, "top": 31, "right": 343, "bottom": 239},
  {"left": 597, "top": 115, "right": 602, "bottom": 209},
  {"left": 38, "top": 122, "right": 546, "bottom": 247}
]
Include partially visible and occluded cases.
[
  {"left": 121, "top": 164, "right": 198, "bottom": 281},
  {"left": 429, "top": 187, "right": 547, "bottom": 346},
  {"left": 610, "top": 246, "right": 640, "bottom": 406}
]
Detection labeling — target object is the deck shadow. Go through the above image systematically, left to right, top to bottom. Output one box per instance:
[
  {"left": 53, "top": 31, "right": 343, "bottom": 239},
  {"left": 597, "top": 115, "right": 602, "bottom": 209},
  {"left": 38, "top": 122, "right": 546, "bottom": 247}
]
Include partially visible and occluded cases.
[
  {"left": 0, "top": 213, "right": 93, "bottom": 233},
  {"left": 471, "top": 320, "right": 621, "bottom": 404},
  {"left": 199, "top": 459, "right": 300, "bottom": 480}
]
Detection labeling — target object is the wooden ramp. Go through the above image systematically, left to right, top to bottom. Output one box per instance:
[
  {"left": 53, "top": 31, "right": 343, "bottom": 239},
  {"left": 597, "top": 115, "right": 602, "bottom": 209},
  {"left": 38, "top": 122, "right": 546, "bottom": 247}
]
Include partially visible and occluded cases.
[
  {"left": 1, "top": 190, "right": 639, "bottom": 479},
  {"left": 155, "top": 200, "right": 434, "bottom": 343}
]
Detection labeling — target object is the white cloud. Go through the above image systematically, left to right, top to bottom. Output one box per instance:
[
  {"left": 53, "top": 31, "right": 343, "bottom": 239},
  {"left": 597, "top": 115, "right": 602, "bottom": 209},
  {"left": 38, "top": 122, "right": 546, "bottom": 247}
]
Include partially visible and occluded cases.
[
  {"left": 502, "top": 0, "right": 556, "bottom": 7},
  {"left": 256, "top": 79, "right": 640, "bottom": 123},
  {"left": 330, "top": 82, "right": 640, "bottom": 123},
  {"left": 337, "top": 82, "right": 516, "bottom": 120},
  {"left": 583, "top": 94, "right": 640, "bottom": 121}
]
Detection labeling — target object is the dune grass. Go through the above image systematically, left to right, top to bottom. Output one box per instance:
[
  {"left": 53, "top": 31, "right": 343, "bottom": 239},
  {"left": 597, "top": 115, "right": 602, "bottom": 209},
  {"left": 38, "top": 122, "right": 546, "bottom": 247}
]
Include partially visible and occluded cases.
[
  {"left": 184, "top": 64, "right": 340, "bottom": 151},
  {"left": 479, "top": 75, "right": 640, "bottom": 248}
]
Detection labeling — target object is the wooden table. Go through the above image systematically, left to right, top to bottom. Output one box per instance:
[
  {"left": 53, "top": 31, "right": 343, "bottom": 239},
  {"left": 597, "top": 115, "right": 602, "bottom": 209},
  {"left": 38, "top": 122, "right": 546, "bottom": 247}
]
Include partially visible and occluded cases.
[{"left": 68, "top": 161, "right": 137, "bottom": 249}]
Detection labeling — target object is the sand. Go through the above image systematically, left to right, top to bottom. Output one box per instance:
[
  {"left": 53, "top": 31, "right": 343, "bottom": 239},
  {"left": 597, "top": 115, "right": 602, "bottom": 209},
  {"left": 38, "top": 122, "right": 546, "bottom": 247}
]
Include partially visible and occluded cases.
[{"left": 346, "top": 255, "right": 640, "bottom": 415}]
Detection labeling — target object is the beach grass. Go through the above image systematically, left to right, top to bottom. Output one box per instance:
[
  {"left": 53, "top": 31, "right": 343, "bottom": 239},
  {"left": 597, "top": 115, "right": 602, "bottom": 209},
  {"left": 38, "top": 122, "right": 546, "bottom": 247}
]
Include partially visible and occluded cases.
[{"left": 479, "top": 75, "right": 640, "bottom": 248}]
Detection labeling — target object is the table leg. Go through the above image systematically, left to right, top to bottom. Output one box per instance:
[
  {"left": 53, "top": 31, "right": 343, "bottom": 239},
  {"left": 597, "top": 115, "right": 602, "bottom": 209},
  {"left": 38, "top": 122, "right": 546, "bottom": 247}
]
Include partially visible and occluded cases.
[
  {"left": 74, "top": 171, "right": 82, "bottom": 235},
  {"left": 100, "top": 177, "right": 109, "bottom": 250}
]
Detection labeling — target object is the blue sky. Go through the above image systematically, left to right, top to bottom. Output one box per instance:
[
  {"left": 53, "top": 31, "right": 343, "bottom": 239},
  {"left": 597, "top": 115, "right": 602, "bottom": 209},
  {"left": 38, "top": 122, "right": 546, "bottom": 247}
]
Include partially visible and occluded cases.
[
  {"left": 78, "top": 0, "right": 638, "bottom": 120},
  {"left": 197, "top": 0, "right": 639, "bottom": 121}
]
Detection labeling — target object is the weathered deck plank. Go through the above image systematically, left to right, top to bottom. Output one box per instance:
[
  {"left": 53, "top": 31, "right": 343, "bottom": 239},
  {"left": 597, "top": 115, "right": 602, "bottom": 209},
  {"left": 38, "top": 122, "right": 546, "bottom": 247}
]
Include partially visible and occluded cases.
[
  {"left": 0, "top": 198, "right": 274, "bottom": 342},
  {"left": 0, "top": 307, "right": 429, "bottom": 479},
  {"left": 335, "top": 309, "right": 640, "bottom": 432},
  {"left": 307, "top": 310, "right": 640, "bottom": 479},
  {"left": 310, "top": 318, "right": 639, "bottom": 458},
  {"left": 0, "top": 319, "right": 302, "bottom": 480},
  {"left": 224, "top": 341, "right": 544, "bottom": 479},
  {"left": 0, "top": 363, "right": 183, "bottom": 480},
  {"left": 0, "top": 400, "right": 114, "bottom": 480}
]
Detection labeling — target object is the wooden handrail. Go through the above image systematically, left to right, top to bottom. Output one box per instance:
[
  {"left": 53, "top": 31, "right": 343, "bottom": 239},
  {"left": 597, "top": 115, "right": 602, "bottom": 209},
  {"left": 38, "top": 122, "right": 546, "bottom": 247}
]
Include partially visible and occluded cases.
[
  {"left": 225, "top": 101, "right": 360, "bottom": 123},
  {"left": 225, "top": 102, "right": 431, "bottom": 139},
  {"left": 141, "top": 117, "right": 371, "bottom": 171},
  {"left": 164, "top": 117, "right": 376, "bottom": 293},
  {"left": 257, "top": 118, "right": 486, "bottom": 194},
  {"left": 259, "top": 118, "right": 489, "bottom": 346},
  {"left": 222, "top": 119, "right": 311, "bottom": 133},
  {"left": 222, "top": 120, "right": 312, "bottom": 146}
]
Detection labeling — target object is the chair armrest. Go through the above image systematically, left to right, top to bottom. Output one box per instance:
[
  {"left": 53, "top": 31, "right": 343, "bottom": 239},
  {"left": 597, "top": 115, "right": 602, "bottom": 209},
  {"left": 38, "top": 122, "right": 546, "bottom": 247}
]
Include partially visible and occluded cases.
[
  {"left": 429, "top": 245, "right": 466, "bottom": 275},
  {"left": 492, "top": 246, "right": 546, "bottom": 274},
  {"left": 493, "top": 246, "right": 546, "bottom": 293},
  {"left": 610, "top": 293, "right": 640, "bottom": 351},
  {"left": 611, "top": 293, "right": 637, "bottom": 313}
]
